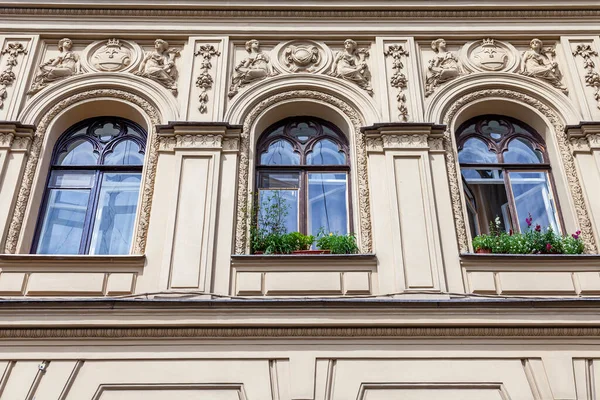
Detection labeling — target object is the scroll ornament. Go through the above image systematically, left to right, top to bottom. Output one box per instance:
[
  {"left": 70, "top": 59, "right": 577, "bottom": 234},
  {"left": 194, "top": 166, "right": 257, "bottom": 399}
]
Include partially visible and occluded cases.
[
  {"left": 0, "top": 42, "right": 27, "bottom": 109},
  {"left": 572, "top": 43, "right": 600, "bottom": 109},
  {"left": 194, "top": 44, "right": 221, "bottom": 113},
  {"left": 384, "top": 44, "right": 409, "bottom": 121}
]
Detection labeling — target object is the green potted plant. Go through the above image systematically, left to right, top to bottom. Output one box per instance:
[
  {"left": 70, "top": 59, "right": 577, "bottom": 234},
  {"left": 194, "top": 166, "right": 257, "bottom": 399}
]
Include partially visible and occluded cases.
[{"left": 316, "top": 230, "right": 359, "bottom": 254}]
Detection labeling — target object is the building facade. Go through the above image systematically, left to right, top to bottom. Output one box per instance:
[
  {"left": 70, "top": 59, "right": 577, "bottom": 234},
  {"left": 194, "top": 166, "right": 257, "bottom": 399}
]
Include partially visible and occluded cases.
[{"left": 0, "top": 1, "right": 600, "bottom": 398}]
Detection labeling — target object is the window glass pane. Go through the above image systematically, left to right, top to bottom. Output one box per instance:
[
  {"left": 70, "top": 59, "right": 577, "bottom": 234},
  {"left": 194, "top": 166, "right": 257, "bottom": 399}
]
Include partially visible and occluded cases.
[
  {"left": 479, "top": 119, "right": 511, "bottom": 141},
  {"left": 93, "top": 121, "right": 121, "bottom": 142},
  {"left": 289, "top": 121, "right": 319, "bottom": 143},
  {"left": 458, "top": 138, "right": 497, "bottom": 164},
  {"left": 503, "top": 138, "right": 543, "bottom": 164},
  {"left": 56, "top": 139, "right": 98, "bottom": 165},
  {"left": 306, "top": 139, "right": 346, "bottom": 165},
  {"left": 104, "top": 140, "right": 144, "bottom": 165},
  {"left": 260, "top": 140, "right": 300, "bottom": 165},
  {"left": 461, "top": 168, "right": 511, "bottom": 233},
  {"left": 48, "top": 170, "right": 95, "bottom": 188},
  {"left": 508, "top": 171, "right": 559, "bottom": 232},
  {"left": 258, "top": 172, "right": 300, "bottom": 189},
  {"left": 88, "top": 173, "right": 142, "bottom": 255},
  {"left": 307, "top": 173, "right": 348, "bottom": 236},
  {"left": 36, "top": 189, "right": 90, "bottom": 254},
  {"left": 258, "top": 189, "right": 299, "bottom": 233}
]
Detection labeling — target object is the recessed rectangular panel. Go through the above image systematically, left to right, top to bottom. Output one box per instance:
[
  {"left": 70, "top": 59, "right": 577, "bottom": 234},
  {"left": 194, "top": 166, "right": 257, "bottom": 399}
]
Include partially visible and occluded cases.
[
  {"left": 170, "top": 156, "right": 211, "bottom": 288},
  {"left": 393, "top": 156, "right": 434, "bottom": 288}
]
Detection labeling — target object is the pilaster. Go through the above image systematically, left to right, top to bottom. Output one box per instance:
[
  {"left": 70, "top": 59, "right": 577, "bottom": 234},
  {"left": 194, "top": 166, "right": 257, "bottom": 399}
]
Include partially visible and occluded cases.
[
  {"left": 0, "top": 122, "right": 33, "bottom": 250},
  {"left": 150, "top": 122, "right": 241, "bottom": 294},
  {"left": 568, "top": 122, "right": 600, "bottom": 243},
  {"left": 363, "top": 123, "right": 457, "bottom": 295}
]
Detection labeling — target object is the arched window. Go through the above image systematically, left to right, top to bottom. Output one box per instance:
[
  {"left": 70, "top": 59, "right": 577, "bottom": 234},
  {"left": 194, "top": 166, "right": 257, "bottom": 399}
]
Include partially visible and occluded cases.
[
  {"left": 457, "top": 115, "right": 562, "bottom": 236},
  {"left": 34, "top": 117, "right": 147, "bottom": 255},
  {"left": 256, "top": 117, "right": 351, "bottom": 236}
]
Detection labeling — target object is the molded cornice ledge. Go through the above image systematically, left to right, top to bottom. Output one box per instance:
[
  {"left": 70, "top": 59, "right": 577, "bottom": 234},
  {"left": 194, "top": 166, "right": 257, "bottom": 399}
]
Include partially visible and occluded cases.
[
  {"left": 0, "top": 121, "right": 34, "bottom": 152},
  {"left": 157, "top": 121, "right": 242, "bottom": 152},
  {"left": 566, "top": 121, "right": 600, "bottom": 153},
  {"left": 362, "top": 122, "right": 445, "bottom": 153}
]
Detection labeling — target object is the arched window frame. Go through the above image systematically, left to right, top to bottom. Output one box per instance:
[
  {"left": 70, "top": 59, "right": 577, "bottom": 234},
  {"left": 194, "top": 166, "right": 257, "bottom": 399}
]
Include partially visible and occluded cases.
[
  {"left": 456, "top": 114, "right": 564, "bottom": 236},
  {"left": 33, "top": 116, "right": 147, "bottom": 255},
  {"left": 255, "top": 116, "right": 353, "bottom": 236}
]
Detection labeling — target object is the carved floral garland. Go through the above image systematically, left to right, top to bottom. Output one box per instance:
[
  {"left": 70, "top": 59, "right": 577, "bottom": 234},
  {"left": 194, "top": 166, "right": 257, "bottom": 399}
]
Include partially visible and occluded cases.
[
  {"left": 5, "top": 89, "right": 160, "bottom": 254},
  {"left": 442, "top": 89, "right": 597, "bottom": 254},
  {"left": 234, "top": 90, "right": 372, "bottom": 254}
]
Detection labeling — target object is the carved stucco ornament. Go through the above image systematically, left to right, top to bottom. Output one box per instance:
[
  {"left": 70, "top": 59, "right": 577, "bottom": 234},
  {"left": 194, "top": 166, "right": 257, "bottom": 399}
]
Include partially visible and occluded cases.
[
  {"left": 28, "top": 38, "right": 81, "bottom": 95},
  {"left": 425, "top": 38, "right": 463, "bottom": 97},
  {"left": 461, "top": 38, "right": 519, "bottom": 73},
  {"left": 520, "top": 38, "right": 568, "bottom": 95},
  {"left": 91, "top": 39, "right": 131, "bottom": 72},
  {"left": 134, "top": 39, "right": 180, "bottom": 95},
  {"left": 228, "top": 39, "right": 277, "bottom": 99},
  {"left": 329, "top": 39, "right": 373, "bottom": 95},
  {"left": 0, "top": 42, "right": 27, "bottom": 109},
  {"left": 194, "top": 44, "right": 221, "bottom": 113},
  {"left": 384, "top": 44, "right": 409, "bottom": 121},
  {"left": 572, "top": 44, "right": 600, "bottom": 110},
  {"left": 284, "top": 45, "right": 319, "bottom": 72},
  {"left": 5, "top": 89, "right": 161, "bottom": 254},
  {"left": 442, "top": 89, "right": 596, "bottom": 254},
  {"left": 234, "top": 90, "right": 372, "bottom": 254}
]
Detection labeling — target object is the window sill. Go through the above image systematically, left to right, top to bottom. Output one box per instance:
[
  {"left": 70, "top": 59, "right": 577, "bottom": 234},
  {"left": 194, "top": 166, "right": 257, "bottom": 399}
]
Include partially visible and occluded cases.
[
  {"left": 460, "top": 253, "right": 600, "bottom": 296},
  {"left": 0, "top": 254, "right": 145, "bottom": 296},
  {"left": 230, "top": 254, "right": 377, "bottom": 296}
]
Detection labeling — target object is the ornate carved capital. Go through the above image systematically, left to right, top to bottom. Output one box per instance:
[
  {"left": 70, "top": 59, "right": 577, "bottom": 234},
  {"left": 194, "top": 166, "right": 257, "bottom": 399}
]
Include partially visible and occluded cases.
[
  {"left": 0, "top": 122, "right": 34, "bottom": 151},
  {"left": 157, "top": 122, "right": 242, "bottom": 152},
  {"left": 566, "top": 122, "right": 600, "bottom": 153},
  {"left": 362, "top": 123, "right": 446, "bottom": 151}
]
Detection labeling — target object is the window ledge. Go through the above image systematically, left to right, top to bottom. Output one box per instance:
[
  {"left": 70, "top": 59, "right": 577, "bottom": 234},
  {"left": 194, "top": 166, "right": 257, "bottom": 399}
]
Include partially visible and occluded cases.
[
  {"left": 460, "top": 253, "right": 600, "bottom": 295},
  {"left": 0, "top": 254, "right": 145, "bottom": 296},
  {"left": 230, "top": 254, "right": 377, "bottom": 296}
]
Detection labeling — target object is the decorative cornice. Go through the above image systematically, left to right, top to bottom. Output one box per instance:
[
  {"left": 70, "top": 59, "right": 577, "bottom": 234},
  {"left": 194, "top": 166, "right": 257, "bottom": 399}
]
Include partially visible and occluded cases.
[
  {"left": 3, "top": 8, "right": 600, "bottom": 19},
  {"left": 157, "top": 121, "right": 242, "bottom": 151},
  {"left": 0, "top": 122, "right": 35, "bottom": 151},
  {"left": 566, "top": 122, "right": 600, "bottom": 152},
  {"left": 1, "top": 326, "right": 600, "bottom": 339}
]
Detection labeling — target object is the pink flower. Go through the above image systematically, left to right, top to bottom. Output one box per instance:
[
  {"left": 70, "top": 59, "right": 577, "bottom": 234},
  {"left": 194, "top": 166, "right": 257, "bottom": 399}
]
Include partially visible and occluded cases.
[
  {"left": 526, "top": 213, "right": 533, "bottom": 227},
  {"left": 535, "top": 224, "right": 541, "bottom": 232},
  {"left": 572, "top": 230, "right": 581, "bottom": 240},
  {"left": 546, "top": 243, "right": 552, "bottom": 251}
]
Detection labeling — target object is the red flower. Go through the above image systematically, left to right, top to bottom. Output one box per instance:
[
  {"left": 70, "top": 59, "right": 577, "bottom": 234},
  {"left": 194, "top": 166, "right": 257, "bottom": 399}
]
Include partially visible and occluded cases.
[
  {"left": 535, "top": 224, "right": 541, "bottom": 232},
  {"left": 509, "top": 229, "right": 513, "bottom": 236},
  {"left": 572, "top": 230, "right": 581, "bottom": 240},
  {"left": 546, "top": 243, "right": 552, "bottom": 251}
]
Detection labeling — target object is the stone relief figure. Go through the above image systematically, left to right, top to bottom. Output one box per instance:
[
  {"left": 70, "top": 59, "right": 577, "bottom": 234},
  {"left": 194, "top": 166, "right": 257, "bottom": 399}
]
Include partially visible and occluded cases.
[
  {"left": 28, "top": 38, "right": 80, "bottom": 94},
  {"left": 425, "top": 38, "right": 462, "bottom": 97},
  {"left": 520, "top": 38, "right": 568, "bottom": 94},
  {"left": 135, "top": 39, "right": 180, "bottom": 94},
  {"left": 228, "top": 39, "right": 276, "bottom": 98},
  {"left": 329, "top": 39, "right": 373, "bottom": 95}
]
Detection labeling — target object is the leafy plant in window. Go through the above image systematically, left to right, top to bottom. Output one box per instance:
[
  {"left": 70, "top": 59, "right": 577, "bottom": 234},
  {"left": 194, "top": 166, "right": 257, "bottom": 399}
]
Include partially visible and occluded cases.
[
  {"left": 250, "top": 191, "right": 316, "bottom": 254},
  {"left": 471, "top": 215, "right": 584, "bottom": 254},
  {"left": 316, "top": 230, "right": 359, "bottom": 254}
]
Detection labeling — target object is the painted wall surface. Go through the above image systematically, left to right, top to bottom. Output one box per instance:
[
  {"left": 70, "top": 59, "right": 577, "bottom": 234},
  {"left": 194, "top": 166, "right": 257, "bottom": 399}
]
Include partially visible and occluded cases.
[{"left": 0, "top": 2, "right": 599, "bottom": 399}]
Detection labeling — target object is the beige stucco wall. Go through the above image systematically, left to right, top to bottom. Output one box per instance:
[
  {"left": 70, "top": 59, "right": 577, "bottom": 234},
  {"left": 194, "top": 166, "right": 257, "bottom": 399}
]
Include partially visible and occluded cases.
[{"left": 0, "top": 2, "right": 600, "bottom": 399}]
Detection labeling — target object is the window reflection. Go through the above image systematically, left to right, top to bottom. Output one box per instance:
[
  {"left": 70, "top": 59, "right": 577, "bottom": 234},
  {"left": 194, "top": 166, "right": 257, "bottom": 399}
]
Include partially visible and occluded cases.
[{"left": 34, "top": 117, "right": 147, "bottom": 255}]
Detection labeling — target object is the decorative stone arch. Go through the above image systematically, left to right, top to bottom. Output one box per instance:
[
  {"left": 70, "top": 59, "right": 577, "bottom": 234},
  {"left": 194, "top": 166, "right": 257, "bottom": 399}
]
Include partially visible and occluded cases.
[
  {"left": 5, "top": 87, "right": 164, "bottom": 255},
  {"left": 436, "top": 87, "right": 597, "bottom": 254},
  {"left": 233, "top": 89, "right": 374, "bottom": 254}
]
